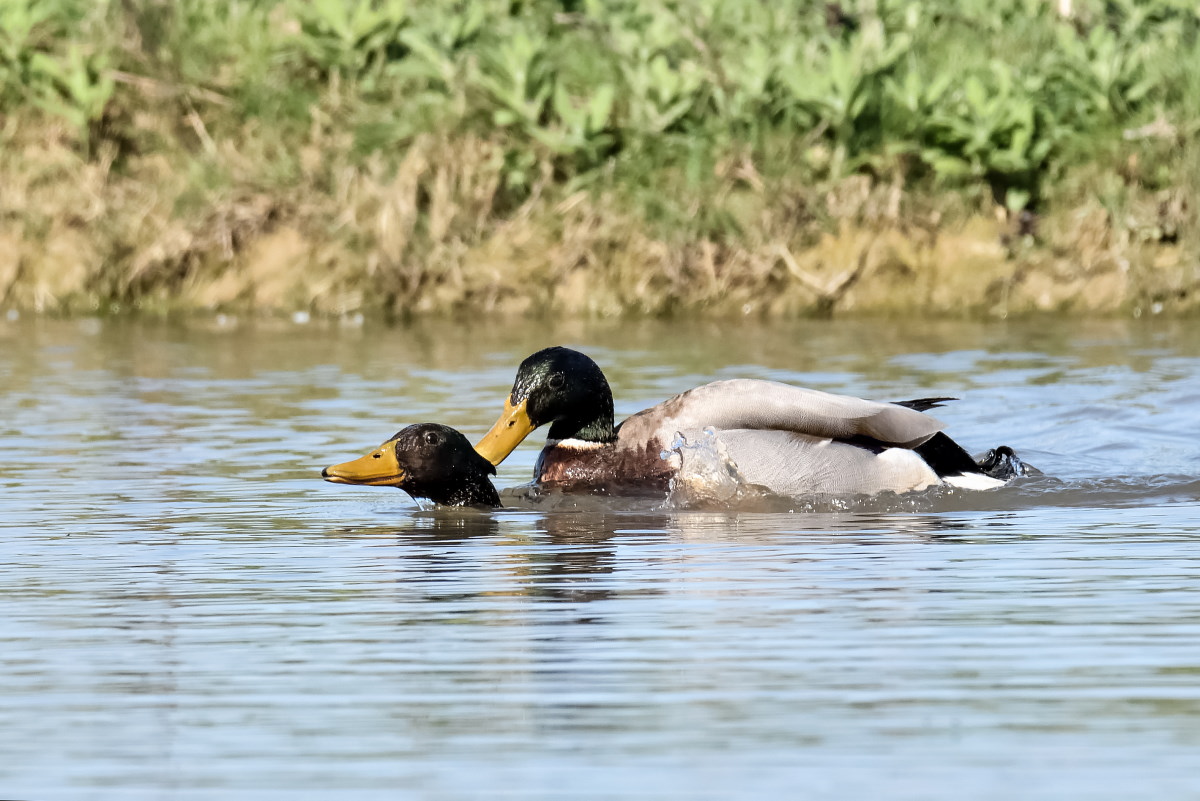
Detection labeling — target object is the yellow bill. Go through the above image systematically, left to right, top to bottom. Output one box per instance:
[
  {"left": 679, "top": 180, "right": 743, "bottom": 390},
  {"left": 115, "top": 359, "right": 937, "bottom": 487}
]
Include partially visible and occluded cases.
[
  {"left": 474, "top": 396, "right": 536, "bottom": 466},
  {"left": 322, "top": 441, "right": 406, "bottom": 486}
]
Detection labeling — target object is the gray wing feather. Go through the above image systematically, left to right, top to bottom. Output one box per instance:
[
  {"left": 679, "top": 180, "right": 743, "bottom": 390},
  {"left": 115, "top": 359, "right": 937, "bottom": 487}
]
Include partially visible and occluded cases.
[
  {"left": 620, "top": 379, "right": 944, "bottom": 449},
  {"left": 716, "top": 430, "right": 940, "bottom": 496}
]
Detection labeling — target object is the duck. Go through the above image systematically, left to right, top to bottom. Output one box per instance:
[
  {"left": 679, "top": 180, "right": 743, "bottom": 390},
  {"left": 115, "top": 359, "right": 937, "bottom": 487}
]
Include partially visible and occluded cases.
[
  {"left": 473, "top": 346, "right": 1028, "bottom": 498},
  {"left": 323, "top": 423, "right": 500, "bottom": 508}
]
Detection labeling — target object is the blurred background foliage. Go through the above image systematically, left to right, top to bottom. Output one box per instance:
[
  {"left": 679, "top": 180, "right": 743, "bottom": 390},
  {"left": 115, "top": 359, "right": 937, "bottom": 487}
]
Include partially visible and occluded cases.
[{"left": 1, "top": 0, "right": 1197, "bottom": 315}]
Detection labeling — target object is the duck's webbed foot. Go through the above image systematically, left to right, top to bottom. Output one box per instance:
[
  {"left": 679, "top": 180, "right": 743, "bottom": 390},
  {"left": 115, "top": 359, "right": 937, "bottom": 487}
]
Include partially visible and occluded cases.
[{"left": 974, "top": 446, "right": 1038, "bottom": 479}]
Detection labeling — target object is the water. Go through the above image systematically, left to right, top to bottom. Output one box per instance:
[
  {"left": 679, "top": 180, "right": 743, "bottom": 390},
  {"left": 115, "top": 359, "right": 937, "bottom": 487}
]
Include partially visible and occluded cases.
[{"left": 1, "top": 316, "right": 1199, "bottom": 800}]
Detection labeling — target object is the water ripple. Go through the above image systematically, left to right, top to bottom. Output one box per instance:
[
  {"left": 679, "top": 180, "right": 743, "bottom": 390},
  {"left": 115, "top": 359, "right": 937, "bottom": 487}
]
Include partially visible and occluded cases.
[{"left": 2, "top": 318, "right": 1199, "bottom": 799}]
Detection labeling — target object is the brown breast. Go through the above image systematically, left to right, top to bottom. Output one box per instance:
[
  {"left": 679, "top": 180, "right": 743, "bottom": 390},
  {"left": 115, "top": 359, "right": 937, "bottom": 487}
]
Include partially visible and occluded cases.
[{"left": 535, "top": 440, "right": 674, "bottom": 495}]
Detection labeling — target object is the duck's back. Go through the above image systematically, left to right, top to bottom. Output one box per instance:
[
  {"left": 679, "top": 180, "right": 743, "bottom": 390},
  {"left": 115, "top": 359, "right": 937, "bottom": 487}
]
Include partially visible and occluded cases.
[{"left": 618, "top": 379, "right": 945, "bottom": 449}]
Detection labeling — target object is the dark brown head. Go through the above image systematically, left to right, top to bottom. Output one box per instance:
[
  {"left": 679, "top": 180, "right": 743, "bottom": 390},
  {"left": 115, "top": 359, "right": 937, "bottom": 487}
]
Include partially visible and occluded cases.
[{"left": 323, "top": 423, "right": 500, "bottom": 508}]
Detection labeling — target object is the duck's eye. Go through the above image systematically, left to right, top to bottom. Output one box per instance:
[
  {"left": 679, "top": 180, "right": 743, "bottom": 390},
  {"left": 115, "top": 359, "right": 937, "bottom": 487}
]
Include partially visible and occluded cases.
[
  {"left": 548, "top": 373, "right": 565, "bottom": 390},
  {"left": 423, "top": 431, "right": 441, "bottom": 446}
]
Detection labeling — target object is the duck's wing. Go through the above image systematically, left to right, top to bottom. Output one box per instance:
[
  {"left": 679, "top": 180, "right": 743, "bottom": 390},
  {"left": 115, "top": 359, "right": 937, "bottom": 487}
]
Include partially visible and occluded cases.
[
  {"left": 619, "top": 379, "right": 945, "bottom": 449},
  {"left": 718, "top": 430, "right": 942, "bottom": 496}
]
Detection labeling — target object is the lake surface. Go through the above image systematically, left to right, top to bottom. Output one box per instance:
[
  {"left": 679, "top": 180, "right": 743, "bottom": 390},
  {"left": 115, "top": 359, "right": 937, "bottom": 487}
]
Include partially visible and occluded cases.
[{"left": 2, "top": 315, "right": 1199, "bottom": 800}]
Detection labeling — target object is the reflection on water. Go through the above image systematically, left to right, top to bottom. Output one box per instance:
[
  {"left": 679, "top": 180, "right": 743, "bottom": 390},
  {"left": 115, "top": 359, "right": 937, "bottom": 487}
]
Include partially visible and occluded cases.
[{"left": 1, "top": 316, "right": 1199, "bottom": 799}]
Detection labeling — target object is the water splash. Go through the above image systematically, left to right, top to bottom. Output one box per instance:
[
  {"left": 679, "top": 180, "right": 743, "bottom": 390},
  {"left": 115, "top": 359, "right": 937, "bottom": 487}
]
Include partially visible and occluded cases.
[{"left": 662, "top": 428, "right": 765, "bottom": 508}]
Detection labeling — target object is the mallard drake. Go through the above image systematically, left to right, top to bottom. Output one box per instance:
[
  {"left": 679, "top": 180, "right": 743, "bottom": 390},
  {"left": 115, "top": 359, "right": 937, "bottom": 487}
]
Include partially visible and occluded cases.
[
  {"left": 474, "top": 346, "right": 1026, "bottom": 498},
  {"left": 323, "top": 423, "right": 499, "bottom": 508}
]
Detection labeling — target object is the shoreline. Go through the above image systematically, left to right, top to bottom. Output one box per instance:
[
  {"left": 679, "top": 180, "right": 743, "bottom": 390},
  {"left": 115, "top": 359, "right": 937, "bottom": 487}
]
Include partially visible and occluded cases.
[
  {"left": 2, "top": 2, "right": 1197, "bottom": 318},
  {"left": 1, "top": 139, "right": 1193, "bottom": 319}
]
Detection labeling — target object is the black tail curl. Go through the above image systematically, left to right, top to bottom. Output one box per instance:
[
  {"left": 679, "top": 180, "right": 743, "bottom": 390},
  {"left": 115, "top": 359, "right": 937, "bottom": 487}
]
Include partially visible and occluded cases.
[
  {"left": 893, "top": 397, "right": 958, "bottom": 412},
  {"left": 973, "top": 445, "right": 1038, "bottom": 480}
]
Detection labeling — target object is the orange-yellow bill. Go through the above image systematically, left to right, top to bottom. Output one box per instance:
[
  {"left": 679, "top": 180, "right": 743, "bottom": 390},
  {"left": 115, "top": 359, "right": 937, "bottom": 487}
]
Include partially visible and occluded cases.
[
  {"left": 474, "top": 396, "right": 536, "bottom": 466},
  {"left": 322, "top": 440, "right": 406, "bottom": 486}
]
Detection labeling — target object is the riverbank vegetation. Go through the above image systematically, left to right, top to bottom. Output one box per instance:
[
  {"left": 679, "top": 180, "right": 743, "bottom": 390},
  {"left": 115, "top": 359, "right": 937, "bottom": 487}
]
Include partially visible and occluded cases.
[{"left": 1, "top": 0, "right": 1198, "bottom": 317}]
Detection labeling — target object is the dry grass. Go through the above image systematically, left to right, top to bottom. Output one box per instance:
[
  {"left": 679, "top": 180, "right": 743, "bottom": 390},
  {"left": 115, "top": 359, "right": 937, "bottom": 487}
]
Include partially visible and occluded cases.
[{"left": 0, "top": 113, "right": 1197, "bottom": 319}]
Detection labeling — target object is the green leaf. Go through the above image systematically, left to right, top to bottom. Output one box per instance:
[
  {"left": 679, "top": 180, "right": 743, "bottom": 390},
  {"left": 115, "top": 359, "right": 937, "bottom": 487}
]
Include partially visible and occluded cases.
[
  {"left": 964, "top": 76, "right": 986, "bottom": 111},
  {"left": 588, "top": 83, "right": 615, "bottom": 134},
  {"left": 1005, "top": 188, "right": 1031, "bottom": 212}
]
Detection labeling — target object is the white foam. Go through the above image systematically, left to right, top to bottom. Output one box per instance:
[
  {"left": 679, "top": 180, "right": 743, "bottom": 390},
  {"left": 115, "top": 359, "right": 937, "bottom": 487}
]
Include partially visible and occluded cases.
[{"left": 943, "top": 472, "right": 1007, "bottom": 490}]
